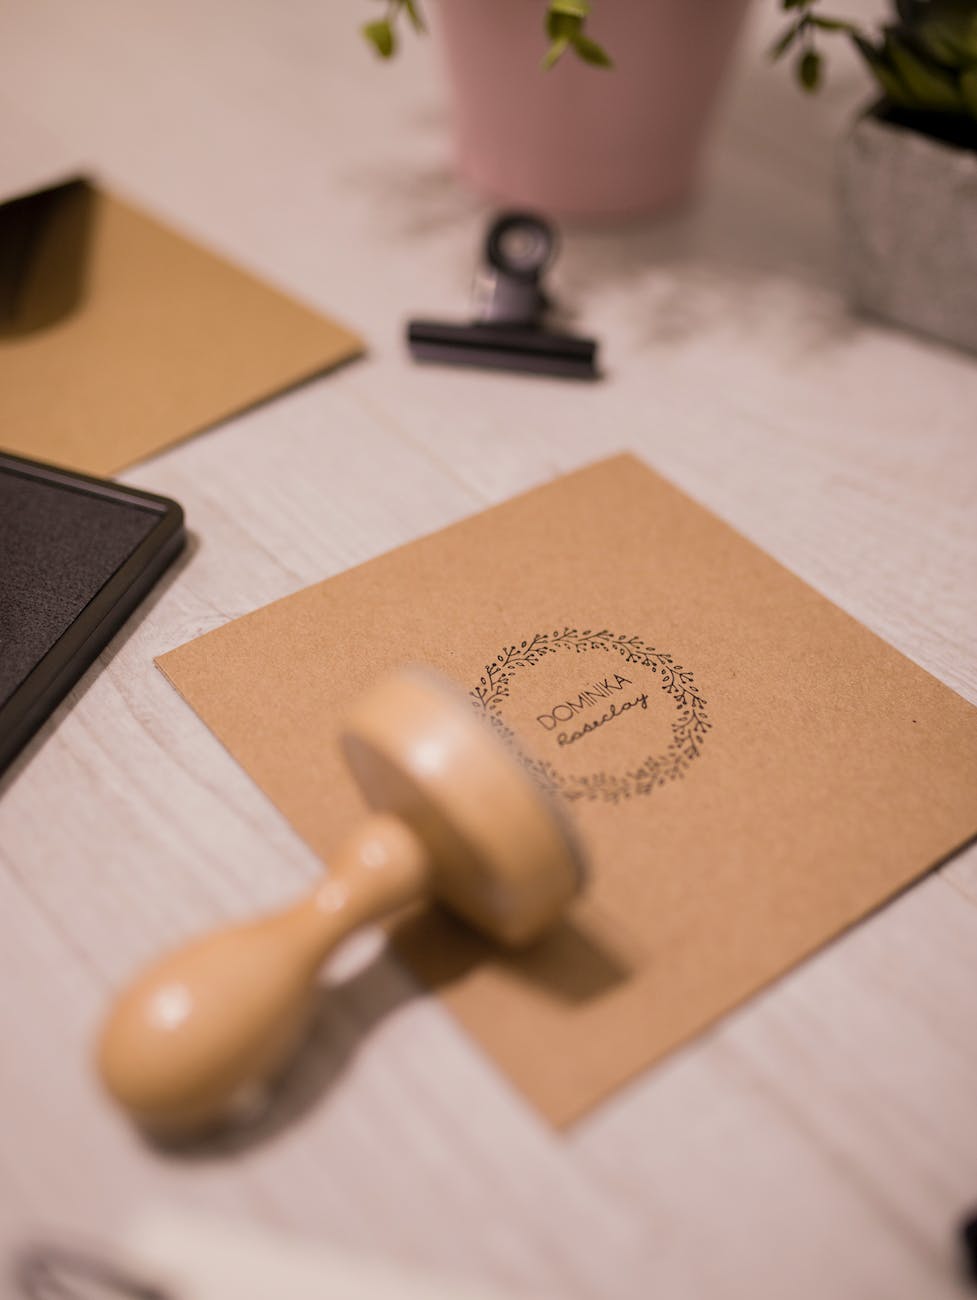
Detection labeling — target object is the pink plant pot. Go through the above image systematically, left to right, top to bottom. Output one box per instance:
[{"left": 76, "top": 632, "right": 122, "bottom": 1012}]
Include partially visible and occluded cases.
[{"left": 437, "top": 0, "right": 752, "bottom": 220}]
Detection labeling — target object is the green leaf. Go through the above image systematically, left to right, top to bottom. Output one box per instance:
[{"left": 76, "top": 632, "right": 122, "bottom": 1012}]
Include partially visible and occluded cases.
[
  {"left": 402, "top": 0, "right": 425, "bottom": 34},
  {"left": 549, "top": 0, "right": 590, "bottom": 17},
  {"left": 782, "top": 0, "right": 810, "bottom": 9},
  {"left": 910, "top": 9, "right": 977, "bottom": 68},
  {"left": 546, "top": 10, "right": 581, "bottom": 41},
  {"left": 810, "top": 16, "right": 858, "bottom": 34},
  {"left": 363, "top": 18, "right": 395, "bottom": 58},
  {"left": 770, "top": 21, "right": 802, "bottom": 60},
  {"left": 912, "top": 22, "right": 962, "bottom": 66},
  {"left": 886, "top": 30, "right": 966, "bottom": 109},
  {"left": 852, "top": 32, "right": 888, "bottom": 74},
  {"left": 572, "top": 33, "right": 613, "bottom": 67},
  {"left": 853, "top": 34, "right": 916, "bottom": 107},
  {"left": 542, "top": 35, "right": 571, "bottom": 69},
  {"left": 797, "top": 48, "right": 822, "bottom": 91}
]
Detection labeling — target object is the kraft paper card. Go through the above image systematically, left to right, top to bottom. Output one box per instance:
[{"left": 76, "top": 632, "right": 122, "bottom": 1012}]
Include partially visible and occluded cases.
[
  {"left": 0, "top": 178, "right": 362, "bottom": 476},
  {"left": 157, "top": 455, "right": 977, "bottom": 1125}
]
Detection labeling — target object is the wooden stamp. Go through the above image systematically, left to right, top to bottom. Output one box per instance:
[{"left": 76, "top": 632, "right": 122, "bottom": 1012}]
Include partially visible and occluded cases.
[{"left": 96, "top": 668, "right": 584, "bottom": 1138}]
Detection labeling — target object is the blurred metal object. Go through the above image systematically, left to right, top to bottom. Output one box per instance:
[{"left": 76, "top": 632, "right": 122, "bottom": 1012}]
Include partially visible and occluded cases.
[
  {"left": 408, "top": 211, "right": 599, "bottom": 379},
  {"left": 15, "top": 1243, "right": 171, "bottom": 1299}
]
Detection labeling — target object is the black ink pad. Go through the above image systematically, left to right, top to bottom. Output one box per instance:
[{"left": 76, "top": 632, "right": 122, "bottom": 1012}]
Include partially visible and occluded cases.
[{"left": 0, "top": 451, "right": 185, "bottom": 775}]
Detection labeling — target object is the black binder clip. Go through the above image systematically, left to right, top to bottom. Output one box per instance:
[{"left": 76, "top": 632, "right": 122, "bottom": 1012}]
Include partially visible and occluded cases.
[{"left": 407, "top": 211, "right": 599, "bottom": 380}]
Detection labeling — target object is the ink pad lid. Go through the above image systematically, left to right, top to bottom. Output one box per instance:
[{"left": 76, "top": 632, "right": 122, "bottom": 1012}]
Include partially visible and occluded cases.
[{"left": 0, "top": 451, "right": 185, "bottom": 775}]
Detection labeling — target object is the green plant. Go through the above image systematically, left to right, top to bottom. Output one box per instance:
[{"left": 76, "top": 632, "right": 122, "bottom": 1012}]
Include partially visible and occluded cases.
[
  {"left": 363, "top": 0, "right": 612, "bottom": 69},
  {"left": 772, "top": 0, "right": 977, "bottom": 122}
]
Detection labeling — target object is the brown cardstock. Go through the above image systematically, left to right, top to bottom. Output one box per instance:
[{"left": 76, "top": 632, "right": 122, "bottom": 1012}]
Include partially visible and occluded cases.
[
  {"left": 0, "top": 178, "right": 362, "bottom": 476},
  {"left": 157, "top": 455, "right": 977, "bottom": 1125}
]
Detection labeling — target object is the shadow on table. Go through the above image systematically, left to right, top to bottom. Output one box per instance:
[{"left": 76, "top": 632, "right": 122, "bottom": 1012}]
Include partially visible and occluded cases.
[
  {"left": 0, "top": 177, "right": 95, "bottom": 338},
  {"left": 158, "top": 905, "right": 632, "bottom": 1159}
]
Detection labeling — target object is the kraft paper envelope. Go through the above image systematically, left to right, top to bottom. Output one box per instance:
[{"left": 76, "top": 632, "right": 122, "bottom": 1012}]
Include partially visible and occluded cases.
[
  {"left": 0, "top": 178, "right": 362, "bottom": 476},
  {"left": 158, "top": 455, "right": 977, "bottom": 1125}
]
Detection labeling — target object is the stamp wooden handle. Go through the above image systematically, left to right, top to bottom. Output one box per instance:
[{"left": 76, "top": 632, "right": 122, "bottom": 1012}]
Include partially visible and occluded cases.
[
  {"left": 96, "top": 667, "right": 582, "bottom": 1140},
  {"left": 96, "top": 813, "right": 430, "bottom": 1138}
]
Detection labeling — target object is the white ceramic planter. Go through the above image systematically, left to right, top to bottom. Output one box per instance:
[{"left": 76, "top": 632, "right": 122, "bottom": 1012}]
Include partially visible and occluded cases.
[
  {"left": 436, "top": 0, "right": 752, "bottom": 221},
  {"left": 840, "top": 108, "right": 977, "bottom": 355}
]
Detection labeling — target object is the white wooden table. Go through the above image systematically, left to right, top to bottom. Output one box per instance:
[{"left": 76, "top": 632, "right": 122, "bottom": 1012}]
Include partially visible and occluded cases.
[{"left": 2, "top": 3, "right": 976, "bottom": 1297}]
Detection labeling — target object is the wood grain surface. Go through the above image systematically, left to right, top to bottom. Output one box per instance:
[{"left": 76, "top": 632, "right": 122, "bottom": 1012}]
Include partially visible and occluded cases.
[{"left": 1, "top": 2, "right": 976, "bottom": 1297}]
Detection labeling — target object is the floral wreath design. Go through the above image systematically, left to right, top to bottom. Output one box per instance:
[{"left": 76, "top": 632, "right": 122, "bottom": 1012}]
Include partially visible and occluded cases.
[{"left": 469, "top": 627, "right": 711, "bottom": 805}]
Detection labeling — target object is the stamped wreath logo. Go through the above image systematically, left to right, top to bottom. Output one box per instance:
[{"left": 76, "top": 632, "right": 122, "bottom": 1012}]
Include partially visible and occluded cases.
[{"left": 469, "top": 627, "right": 711, "bottom": 804}]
